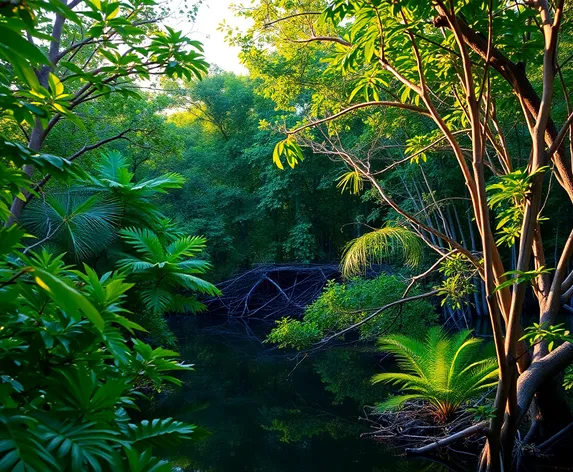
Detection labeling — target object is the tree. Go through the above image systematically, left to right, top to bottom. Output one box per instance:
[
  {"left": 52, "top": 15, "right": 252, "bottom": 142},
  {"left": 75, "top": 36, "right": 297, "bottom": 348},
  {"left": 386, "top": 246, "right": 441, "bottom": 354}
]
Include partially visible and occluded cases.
[
  {"left": 3, "top": 0, "right": 207, "bottom": 224},
  {"left": 238, "top": 0, "right": 573, "bottom": 468},
  {"left": 160, "top": 71, "right": 368, "bottom": 277}
]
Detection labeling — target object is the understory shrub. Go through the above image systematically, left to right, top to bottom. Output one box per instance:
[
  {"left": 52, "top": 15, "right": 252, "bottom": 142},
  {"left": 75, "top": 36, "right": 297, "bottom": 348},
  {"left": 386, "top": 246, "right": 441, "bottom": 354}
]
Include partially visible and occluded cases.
[
  {"left": 0, "top": 248, "right": 196, "bottom": 471},
  {"left": 267, "top": 275, "right": 436, "bottom": 349},
  {"left": 373, "top": 327, "right": 498, "bottom": 422}
]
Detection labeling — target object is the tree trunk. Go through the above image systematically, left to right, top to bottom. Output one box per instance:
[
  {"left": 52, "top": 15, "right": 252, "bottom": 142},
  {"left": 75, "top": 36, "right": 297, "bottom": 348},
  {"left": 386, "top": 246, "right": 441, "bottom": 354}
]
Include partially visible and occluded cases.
[{"left": 6, "top": 121, "right": 45, "bottom": 225}]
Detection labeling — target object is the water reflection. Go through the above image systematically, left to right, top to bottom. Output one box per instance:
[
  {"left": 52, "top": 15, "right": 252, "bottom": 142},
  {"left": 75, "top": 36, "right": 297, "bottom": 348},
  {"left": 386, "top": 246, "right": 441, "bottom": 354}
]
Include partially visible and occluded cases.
[{"left": 149, "top": 316, "right": 450, "bottom": 472}]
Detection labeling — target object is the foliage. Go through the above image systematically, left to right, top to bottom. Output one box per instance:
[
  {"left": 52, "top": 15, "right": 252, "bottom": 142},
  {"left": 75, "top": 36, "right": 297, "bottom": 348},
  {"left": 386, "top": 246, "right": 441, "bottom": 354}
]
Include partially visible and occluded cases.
[
  {"left": 234, "top": 0, "right": 573, "bottom": 461},
  {"left": 0, "top": 4, "right": 214, "bottom": 470},
  {"left": 159, "top": 71, "right": 367, "bottom": 277},
  {"left": 273, "top": 136, "right": 305, "bottom": 170},
  {"left": 84, "top": 151, "right": 186, "bottom": 227},
  {"left": 487, "top": 167, "right": 549, "bottom": 247},
  {"left": 23, "top": 189, "right": 122, "bottom": 261},
  {"left": 341, "top": 225, "right": 423, "bottom": 278},
  {"left": 118, "top": 227, "right": 221, "bottom": 315},
  {"left": 0, "top": 245, "right": 195, "bottom": 471},
  {"left": 436, "top": 253, "right": 477, "bottom": 310},
  {"left": 494, "top": 266, "right": 554, "bottom": 293},
  {"left": 267, "top": 275, "right": 436, "bottom": 349},
  {"left": 520, "top": 323, "right": 573, "bottom": 353},
  {"left": 373, "top": 327, "right": 498, "bottom": 422},
  {"left": 564, "top": 367, "right": 573, "bottom": 391}
]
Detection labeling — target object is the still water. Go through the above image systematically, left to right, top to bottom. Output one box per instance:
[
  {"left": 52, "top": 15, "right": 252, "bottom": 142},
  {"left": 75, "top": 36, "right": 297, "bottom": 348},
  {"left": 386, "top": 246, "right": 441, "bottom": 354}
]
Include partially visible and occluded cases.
[{"left": 149, "top": 316, "right": 450, "bottom": 472}]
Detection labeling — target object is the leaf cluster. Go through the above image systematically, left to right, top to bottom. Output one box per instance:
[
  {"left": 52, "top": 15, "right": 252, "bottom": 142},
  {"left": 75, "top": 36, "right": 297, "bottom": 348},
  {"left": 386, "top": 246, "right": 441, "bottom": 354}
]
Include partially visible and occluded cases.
[{"left": 373, "top": 327, "right": 498, "bottom": 422}]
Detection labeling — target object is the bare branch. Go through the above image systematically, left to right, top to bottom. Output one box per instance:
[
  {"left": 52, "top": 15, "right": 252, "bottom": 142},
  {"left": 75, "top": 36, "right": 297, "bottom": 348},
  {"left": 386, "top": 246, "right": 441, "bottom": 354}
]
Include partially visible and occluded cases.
[
  {"left": 264, "top": 11, "right": 322, "bottom": 27},
  {"left": 291, "top": 36, "right": 351, "bottom": 47},
  {"left": 288, "top": 101, "right": 430, "bottom": 135},
  {"left": 405, "top": 421, "right": 488, "bottom": 455}
]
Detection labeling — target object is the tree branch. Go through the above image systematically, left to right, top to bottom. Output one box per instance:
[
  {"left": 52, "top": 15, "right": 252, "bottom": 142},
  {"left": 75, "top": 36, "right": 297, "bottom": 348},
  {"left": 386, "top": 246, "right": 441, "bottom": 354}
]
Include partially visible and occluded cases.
[
  {"left": 264, "top": 11, "right": 322, "bottom": 27},
  {"left": 288, "top": 101, "right": 430, "bottom": 135},
  {"left": 28, "top": 129, "right": 135, "bottom": 201},
  {"left": 317, "top": 290, "right": 438, "bottom": 346},
  {"left": 405, "top": 421, "right": 488, "bottom": 455}
]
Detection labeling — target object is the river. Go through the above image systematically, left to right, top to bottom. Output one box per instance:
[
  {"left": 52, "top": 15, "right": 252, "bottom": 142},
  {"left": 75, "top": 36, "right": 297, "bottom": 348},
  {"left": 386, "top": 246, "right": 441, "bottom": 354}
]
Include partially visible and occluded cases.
[{"left": 148, "top": 315, "right": 450, "bottom": 472}]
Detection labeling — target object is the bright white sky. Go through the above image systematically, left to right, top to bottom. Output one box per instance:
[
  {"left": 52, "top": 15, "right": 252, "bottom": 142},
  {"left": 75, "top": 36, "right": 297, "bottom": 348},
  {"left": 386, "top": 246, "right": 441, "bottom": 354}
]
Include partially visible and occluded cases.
[{"left": 170, "top": 0, "right": 251, "bottom": 75}]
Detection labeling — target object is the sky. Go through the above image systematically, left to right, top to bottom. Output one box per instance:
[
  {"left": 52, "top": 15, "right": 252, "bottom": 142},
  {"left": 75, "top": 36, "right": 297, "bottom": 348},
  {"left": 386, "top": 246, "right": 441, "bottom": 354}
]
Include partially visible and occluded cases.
[{"left": 187, "top": 0, "right": 251, "bottom": 75}]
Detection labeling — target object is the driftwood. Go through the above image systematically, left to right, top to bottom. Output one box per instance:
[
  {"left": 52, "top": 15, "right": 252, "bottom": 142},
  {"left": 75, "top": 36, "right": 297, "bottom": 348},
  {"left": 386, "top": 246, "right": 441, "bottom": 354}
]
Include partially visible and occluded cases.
[
  {"left": 206, "top": 264, "right": 341, "bottom": 319},
  {"left": 362, "top": 402, "right": 487, "bottom": 455}
]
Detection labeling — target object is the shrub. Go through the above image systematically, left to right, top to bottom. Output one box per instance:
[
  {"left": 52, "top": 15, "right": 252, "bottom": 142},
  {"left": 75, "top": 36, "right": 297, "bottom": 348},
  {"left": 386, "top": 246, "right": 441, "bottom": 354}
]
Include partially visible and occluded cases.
[
  {"left": 0, "top": 247, "right": 196, "bottom": 471},
  {"left": 267, "top": 275, "right": 436, "bottom": 349},
  {"left": 373, "top": 327, "right": 498, "bottom": 422}
]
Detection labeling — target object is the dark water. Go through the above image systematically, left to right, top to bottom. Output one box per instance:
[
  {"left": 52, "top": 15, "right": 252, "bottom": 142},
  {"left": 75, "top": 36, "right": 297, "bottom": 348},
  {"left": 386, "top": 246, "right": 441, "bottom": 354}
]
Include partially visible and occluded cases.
[{"left": 149, "top": 316, "right": 450, "bottom": 472}]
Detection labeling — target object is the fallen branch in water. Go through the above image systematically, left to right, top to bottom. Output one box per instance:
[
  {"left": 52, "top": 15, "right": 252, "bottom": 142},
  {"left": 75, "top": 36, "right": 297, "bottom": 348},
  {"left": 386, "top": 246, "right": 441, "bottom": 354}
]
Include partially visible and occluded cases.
[{"left": 405, "top": 421, "right": 488, "bottom": 455}]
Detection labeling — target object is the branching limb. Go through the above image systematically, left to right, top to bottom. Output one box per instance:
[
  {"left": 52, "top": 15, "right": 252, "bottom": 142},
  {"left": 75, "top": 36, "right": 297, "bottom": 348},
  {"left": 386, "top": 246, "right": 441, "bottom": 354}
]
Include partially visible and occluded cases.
[
  {"left": 287, "top": 101, "right": 430, "bottom": 135},
  {"left": 27, "top": 129, "right": 135, "bottom": 205},
  {"left": 316, "top": 290, "right": 438, "bottom": 346},
  {"left": 405, "top": 421, "right": 488, "bottom": 455}
]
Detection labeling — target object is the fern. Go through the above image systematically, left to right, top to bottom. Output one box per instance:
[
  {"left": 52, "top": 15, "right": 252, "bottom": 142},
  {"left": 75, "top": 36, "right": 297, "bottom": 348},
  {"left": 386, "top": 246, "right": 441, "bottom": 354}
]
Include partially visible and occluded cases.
[
  {"left": 341, "top": 225, "right": 423, "bottom": 278},
  {"left": 118, "top": 228, "right": 220, "bottom": 314},
  {"left": 373, "top": 327, "right": 498, "bottom": 422}
]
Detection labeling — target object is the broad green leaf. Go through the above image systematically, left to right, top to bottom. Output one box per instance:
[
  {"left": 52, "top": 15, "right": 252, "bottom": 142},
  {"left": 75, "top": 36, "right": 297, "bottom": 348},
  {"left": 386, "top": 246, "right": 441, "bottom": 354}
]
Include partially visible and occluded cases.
[{"left": 34, "top": 269, "right": 104, "bottom": 331}]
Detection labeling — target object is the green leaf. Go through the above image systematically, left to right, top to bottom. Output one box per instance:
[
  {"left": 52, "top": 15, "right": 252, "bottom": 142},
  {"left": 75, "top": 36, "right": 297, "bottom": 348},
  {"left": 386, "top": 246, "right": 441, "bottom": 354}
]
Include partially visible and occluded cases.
[
  {"left": 0, "top": 25, "right": 49, "bottom": 65},
  {"left": 34, "top": 269, "right": 104, "bottom": 331}
]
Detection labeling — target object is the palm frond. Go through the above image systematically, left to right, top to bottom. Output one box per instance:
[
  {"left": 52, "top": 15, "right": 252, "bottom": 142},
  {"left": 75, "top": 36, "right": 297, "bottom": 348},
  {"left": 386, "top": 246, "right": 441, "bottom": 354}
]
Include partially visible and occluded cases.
[
  {"left": 94, "top": 150, "right": 131, "bottom": 183},
  {"left": 336, "top": 170, "right": 363, "bottom": 195},
  {"left": 131, "top": 173, "right": 185, "bottom": 194},
  {"left": 23, "top": 189, "right": 122, "bottom": 260},
  {"left": 341, "top": 225, "right": 423, "bottom": 278},
  {"left": 119, "top": 228, "right": 218, "bottom": 315},
  {"left": 120, "top": 228, "right": 165, "bottom": 262},
  {"left": 166, "top": 235, "right": 207, "bottom": 260},
  {"left": 116, "top": 256, "right": 157, "bottom": 273},
  {"left": 176, "top": 259, "right": 212, "bottom": 272},
  {"left": 170, "top": 273, "right": 221, "bottom": 296},
  {"left": 140, "top": 287, "right": 173, "bottom": 314},
  {"left": 167, "top": 294, "right": 207, "bottom": 314},
  {"left": 375, "top": 326, "right": 498, "bottom": 421},
  {"left": 376, "top": 394, "right": 427, "bottom": 412}
]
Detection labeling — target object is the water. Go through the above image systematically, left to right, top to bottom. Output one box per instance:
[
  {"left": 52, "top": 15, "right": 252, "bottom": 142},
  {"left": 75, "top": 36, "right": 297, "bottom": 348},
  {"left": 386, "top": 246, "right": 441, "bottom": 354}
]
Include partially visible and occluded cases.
[{"left": 148, "top": 315, "right": 447, "bottom": 472}]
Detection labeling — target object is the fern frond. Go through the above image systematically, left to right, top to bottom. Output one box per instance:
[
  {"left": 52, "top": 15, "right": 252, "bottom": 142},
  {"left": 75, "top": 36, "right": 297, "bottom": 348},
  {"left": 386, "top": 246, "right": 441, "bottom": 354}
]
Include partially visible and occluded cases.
[
  {"left": 341, "top": 225, "right": 423, "bottom": 278},
  {"left": 120, "top": 228, "right": 165, "bottom": 262},
  {"left": 166, "top": 235, "right": 207, "bottom": 260},
  {"left": 375, "top": 326, "right": 498, "bottom": 421},
  {"left": 376, "top": 394, "right": 426, "bottom": 412}
]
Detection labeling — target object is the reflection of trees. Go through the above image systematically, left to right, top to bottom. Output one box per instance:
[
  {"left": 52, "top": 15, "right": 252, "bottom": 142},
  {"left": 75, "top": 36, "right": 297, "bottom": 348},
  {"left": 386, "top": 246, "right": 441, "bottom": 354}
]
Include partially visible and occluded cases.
[
  {"left": 151, "top": 320, "right": 451, "bottom": 471},
  {"left": 312, "top": 348, "right": 388, "bottom": 405},
  {"left": 261, "top": 406, "right": 360, "bottom": 443}
]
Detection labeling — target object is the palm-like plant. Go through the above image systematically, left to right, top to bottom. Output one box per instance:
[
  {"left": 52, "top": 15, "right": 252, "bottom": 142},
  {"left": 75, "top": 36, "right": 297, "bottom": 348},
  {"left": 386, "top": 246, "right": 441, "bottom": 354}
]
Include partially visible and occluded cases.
[
  {"left": 85, "top": 150, "right": 185, "bottom": 225},
  {"left": 23, "top": 151, "right": 185, "bottom": 261},
  {"left": 23, "top": 190, "right": 122, "bottom": 260},
  {"left": 341, "top": 225, "right": 423, "bottom": 278},
  {"left": 117, "top": 227, "right": 221, "bottom": 314},
  {"left": 372, "top": 327, "right": 498, "bottom": 422}
]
